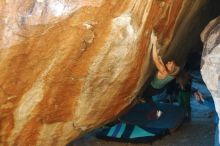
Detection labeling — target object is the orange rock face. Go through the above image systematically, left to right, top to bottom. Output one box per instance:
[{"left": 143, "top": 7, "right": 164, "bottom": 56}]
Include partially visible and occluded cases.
[{"left": 0, "top": 0, "right": 209, "bottom": 145}]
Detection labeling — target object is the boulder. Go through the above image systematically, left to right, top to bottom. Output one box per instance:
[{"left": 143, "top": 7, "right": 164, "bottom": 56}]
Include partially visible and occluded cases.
[
  {"left": 0, "top": 0, "right": 210, "bottom": 145},
  {"left": 200, "top": 16, "right": 220, "bottom": 145}
]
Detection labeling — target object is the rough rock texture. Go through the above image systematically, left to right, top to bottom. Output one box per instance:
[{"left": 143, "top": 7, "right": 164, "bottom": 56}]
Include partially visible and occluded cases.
[
  {"left": 0, "top": 0, "right": 210, "bottom": 145},
  {"left": 200, "top": 16, "right": 220, "bottom": 145}
]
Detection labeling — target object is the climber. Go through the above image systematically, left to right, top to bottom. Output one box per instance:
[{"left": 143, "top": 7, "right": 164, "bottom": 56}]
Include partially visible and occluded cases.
[{"left": 139, "top": 30, "right": 180, "bottom": 120}]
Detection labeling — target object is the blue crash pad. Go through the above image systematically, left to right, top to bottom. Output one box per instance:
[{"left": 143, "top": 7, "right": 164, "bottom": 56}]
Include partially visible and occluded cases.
[{"left": 120, "top": 103, "right": 185, "bottom": 129}]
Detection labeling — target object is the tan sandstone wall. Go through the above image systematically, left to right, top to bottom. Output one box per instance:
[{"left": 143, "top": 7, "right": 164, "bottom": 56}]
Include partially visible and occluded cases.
[{"left": 0, "top": 0, "right": 209, "bottom": 145}]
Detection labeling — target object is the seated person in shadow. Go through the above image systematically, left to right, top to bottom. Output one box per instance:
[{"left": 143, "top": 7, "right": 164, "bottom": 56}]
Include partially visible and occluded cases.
[
  {"left": 139, "top": 31, "right": 180, "bottom": 120},
  {"left": 176, "top": 69, "right": 204, "bottom": 121}
]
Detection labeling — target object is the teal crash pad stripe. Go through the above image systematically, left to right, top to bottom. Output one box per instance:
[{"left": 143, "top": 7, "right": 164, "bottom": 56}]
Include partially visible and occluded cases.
[
  {"left": 107, "top": 123, "right": 126, "bottom": 138},
  {"left": 116, "top": 123, "right": 126, "bottom": 138},
  {"left": 107, "top": 125, "right": 117, "bottom": 137},
  {"left": 130, "top": 125, "right": 155, "bottom": 139}
]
